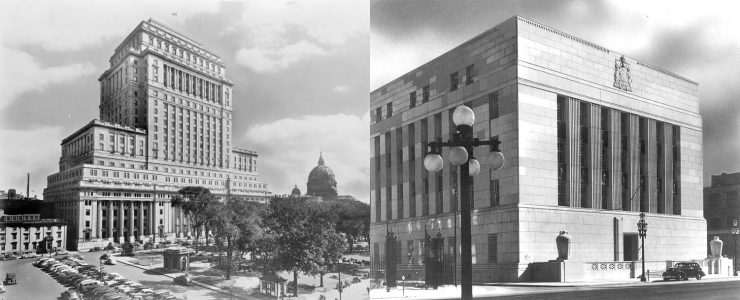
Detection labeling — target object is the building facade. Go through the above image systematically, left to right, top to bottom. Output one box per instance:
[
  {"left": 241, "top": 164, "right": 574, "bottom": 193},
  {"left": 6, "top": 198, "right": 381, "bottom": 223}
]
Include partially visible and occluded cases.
[
  {"left": 369, "top": 16, "right": 705, "bottom": 282},
  {"left": 44, "top": 19, "right": 270, "bottom": 251},
  {"left": 704, "top": 172, "right": 740, "bottom": 258},
  {"left": 0, "top": 210, "right": 68, "bottom": 256}
]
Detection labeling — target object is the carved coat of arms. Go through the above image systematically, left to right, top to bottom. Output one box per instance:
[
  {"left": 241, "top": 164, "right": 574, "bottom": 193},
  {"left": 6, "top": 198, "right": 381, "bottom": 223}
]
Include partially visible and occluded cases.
[{"left": 613, "top": 55, "right": 632, "bottom": 91}]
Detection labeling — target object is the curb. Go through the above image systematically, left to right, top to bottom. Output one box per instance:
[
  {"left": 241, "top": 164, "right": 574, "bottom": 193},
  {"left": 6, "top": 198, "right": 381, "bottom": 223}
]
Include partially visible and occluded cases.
[{"left": 118, "top": 259, "right": 252, "bottom": 300}]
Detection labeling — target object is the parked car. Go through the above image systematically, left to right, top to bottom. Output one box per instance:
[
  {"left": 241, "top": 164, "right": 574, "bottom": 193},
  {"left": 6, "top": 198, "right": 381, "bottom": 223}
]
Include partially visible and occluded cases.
[
  {"left": 89, "top": 246, "right": 102, "bottom": 252},
  {"left": 56, "top": 250, "right": 69, "bottom": 255},
  {"left": 21, "top": 253, "right": 38, "bottom": 259},
  {"left": 663, "top": 262, "right": 706, "bottom": 281},
  {"left": 4, "top": 273, "right": 17, "bottom": 285},
  {"left": 173, "top": 274, "right": 192, "bottom": 286}
]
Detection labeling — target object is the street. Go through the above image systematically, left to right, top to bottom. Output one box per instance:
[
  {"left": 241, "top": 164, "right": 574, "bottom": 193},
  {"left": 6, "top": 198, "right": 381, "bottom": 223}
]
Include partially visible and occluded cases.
[
  {"left": 75, "top": 251, "right": 232, "bottom": 300},
  {"left": 0, "top": 257, "right": 68, "bottom": 300},
  {"left": 484, "top": 280, "right": 740, "bottom": 300}
]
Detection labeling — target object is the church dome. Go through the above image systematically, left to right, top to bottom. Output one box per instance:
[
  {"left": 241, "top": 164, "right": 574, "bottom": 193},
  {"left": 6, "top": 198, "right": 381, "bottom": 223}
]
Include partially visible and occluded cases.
[
  {"left": 307, "top": 153, "right": 338, "bottom": 200},
  {"left": 308, "top": 154, "right": 336, "bottom": 184},
  {"left": 291, "top": 185, "right": 302, "bottom": 196}
]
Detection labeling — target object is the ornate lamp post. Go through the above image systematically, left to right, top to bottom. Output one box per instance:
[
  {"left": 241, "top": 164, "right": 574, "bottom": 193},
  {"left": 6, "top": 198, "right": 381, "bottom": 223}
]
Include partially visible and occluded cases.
[
  {"left": 423, "top": 106, "right": 505, "bottom": 300},
  {"left": 637, "top": 212, "right": 648, "bottom": 282},
  {"left": 732, "top": 219, "right": 739, "bottom": 276}
]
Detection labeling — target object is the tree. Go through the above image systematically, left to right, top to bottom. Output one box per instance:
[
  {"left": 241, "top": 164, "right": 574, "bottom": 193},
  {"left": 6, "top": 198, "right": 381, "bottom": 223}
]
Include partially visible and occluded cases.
[
  {"left": 171, "top": 186, "right": 218, "bottom": 252},
  {"left": 210, "top": 197, "right": 264, "bottom": 279},
  {"left": 258, "top": 197, "right": 345, "bottom": 297},
  {"left": 323, "top": 199, "right": 370, "bottom": 252},
  {"left": 210, "top": 201, "right": 240, "bottom": 279}
]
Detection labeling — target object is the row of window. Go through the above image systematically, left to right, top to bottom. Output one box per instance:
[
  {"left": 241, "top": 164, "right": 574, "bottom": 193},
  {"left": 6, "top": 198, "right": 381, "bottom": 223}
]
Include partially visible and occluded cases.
[
  {"left": 147, "top": 33, "right": 223, "bottom": 75},
  {"left": 162, "top": 64, "right": 224, "bottom": 104},
  {"left": 375, "top": 64, "right": 480, "bottom": 122},
  {"left": 374, "top": 91, "right": 502, "bottom": 221},
  {"left": 556, "top": 96, "right": 681, "bottom": 214},
  {"left": 373, "top": 234, "right": 498, "bottom": 265}
]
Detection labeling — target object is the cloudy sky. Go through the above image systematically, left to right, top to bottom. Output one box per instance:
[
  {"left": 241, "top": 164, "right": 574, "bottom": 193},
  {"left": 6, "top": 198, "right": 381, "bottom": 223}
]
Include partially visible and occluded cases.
[
  {"left": 0, "top": 0, "right": 370, "bottom": 201},
  {"left": 1, "top": 0, "right": 738, "bottom": 203},
  {"left": 372, "top": 0, "right": 740, "bottom": 186}
]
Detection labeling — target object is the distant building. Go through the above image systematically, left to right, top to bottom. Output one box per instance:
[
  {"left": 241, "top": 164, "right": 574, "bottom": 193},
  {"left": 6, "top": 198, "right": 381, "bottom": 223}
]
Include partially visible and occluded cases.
[
  {"left": 370, "top": 16, "right": 705, "bottom": 282},
  {"left": 43, "top": 19, "right": 270, "bottom": 251},
  {"left": 287, "top": 153, "right": 357, "bottom": 202},
  {"left": 307, "top": 153, "right": 338, "bottom": 201},
  {"left": 704, "top": 172, "right": 740, "bottom": 258},
  {"left": 0, "top": 209, "right": 68, "bottom": 256}
]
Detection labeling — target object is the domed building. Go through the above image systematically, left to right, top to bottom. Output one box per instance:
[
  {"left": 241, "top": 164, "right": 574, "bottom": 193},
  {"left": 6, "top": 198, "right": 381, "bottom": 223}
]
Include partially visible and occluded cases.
[
  {"left": 301, "top": 153, "right": 336, "bottom": 201},
  {"left": 290, "top": 185, "right": 302, "bottom": 197}
]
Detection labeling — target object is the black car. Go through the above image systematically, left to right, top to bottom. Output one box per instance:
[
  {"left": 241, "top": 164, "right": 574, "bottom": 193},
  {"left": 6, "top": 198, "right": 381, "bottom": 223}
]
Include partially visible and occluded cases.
[{"left": 663, "top": 262, "right": 706, "bottom": 281}]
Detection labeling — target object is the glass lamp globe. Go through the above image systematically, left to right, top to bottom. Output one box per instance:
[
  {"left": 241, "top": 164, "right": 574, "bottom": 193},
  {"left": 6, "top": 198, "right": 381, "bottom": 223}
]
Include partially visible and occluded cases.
[
  {"left": 452, "top": 106, "right": 475, "bottom": 126},
  {"left": 448, "top": 146, "right": 469, "bottom": 166},
  {"left": 486, "top": 151, "right": 505, "bottom": 170},
  {"left": 423, "top": 153, "right": 444, "bottom": 172},
  {"left": 468, "top": 158, "right": 481, "bottom": 176}
]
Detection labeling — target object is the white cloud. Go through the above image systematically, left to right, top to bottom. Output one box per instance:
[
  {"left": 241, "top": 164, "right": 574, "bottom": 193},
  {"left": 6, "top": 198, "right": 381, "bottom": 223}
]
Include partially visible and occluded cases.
[
  {"left": 0, "top": 0, "right": 220, "bottom": 52},
  {"left": 232, "top": 0, "right": 368, "bottom": 72},
  {"left": 235, "top": 40, "right": 328, "bottom": 73},
  {"left": 0, "top": 46, "right": 96, "bottom": 109},
  {"left": 332, "top": 85, "right": 350, "bottom": 93},
  {"left": 244, "top": 113, "right": 370, "bottom": 202},
  {"left": 0, "top": 126, "right": 64, "bottom": 199}
]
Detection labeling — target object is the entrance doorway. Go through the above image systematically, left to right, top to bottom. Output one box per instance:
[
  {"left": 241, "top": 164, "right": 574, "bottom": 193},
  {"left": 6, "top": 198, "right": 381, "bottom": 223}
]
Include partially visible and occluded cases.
[{"left": 623, "top": 233, "right": 638, "bottom": 261}]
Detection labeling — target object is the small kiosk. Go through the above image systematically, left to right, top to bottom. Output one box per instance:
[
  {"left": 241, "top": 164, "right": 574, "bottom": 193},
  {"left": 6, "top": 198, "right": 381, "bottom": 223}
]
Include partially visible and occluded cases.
[
  {"left": 162, "top": 247, "right": 190, "bottom": 272},
  {"left": 259, "top": 273, "right": 287, "bottom": 298}
]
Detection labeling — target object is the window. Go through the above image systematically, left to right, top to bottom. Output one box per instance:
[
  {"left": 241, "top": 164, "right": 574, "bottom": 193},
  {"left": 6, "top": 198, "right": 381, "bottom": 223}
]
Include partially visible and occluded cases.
[
  {"left": 465, "top": 64, "right": 475, "bottom": 85},
  {"left": 450, "top": 72, "right": 459, "bottom": 91},
  {"left": 422, "top": 85, "right": 429, "bottom": 103},
  {"left": 409, "top": 91, "right": 417, "bottom": 108},
  {"left": 489, "top": 91, "right": 499, "bottom": 119},
  {"left": 386, "top": 103, "right": 393, "bottom": 118},
  {"left": 375, "top": 107, "right": 382, "bottom": 122},
  {"left": 490, "top": 179, "right": 500, "bottom": 206},
  {"left": 86, "top": 209, "right": 90, "bottom": 216},
  {"left": 85, "top": 221, "right": 90, "bottom": 227},
  {"left": 488, "top": 234, "right": 498, "bottom": 263}
]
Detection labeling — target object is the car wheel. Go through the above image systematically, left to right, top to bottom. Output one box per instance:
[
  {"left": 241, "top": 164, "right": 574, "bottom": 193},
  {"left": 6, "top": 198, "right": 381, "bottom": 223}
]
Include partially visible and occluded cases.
[{"left": 696, "top": 274, "right": 702, "bottom": 280}]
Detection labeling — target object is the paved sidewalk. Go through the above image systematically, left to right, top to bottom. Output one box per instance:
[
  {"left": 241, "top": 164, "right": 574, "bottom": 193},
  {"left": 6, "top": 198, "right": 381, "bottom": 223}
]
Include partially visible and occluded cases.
[
  {"left": 118, "top": 258, "right": 252, "bottom": 300},
  {"left": 370, "top": 275, "right": 740, "bottom": 299}
]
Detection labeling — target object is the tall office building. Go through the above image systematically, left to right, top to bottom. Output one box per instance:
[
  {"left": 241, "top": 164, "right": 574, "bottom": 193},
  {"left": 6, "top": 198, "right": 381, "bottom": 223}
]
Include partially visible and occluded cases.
[
  {"left": 370, "top": 16, "right": 705, "bottom": 282},
  {"left": 44, "top": 19, "right": 270, "bottom": 250}
]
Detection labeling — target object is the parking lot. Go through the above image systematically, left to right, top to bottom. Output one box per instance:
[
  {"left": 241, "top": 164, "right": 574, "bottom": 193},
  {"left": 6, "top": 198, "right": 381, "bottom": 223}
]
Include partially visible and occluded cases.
[{"left": 0, "top": 255, "right": 68, "bottom": 300}]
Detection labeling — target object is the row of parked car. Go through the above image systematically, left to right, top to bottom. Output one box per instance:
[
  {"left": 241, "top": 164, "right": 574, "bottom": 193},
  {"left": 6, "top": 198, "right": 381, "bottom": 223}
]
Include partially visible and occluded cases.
[
  {"left": 1, "top": 250, "right": 69, "bottom": 261},
  {"left": 34, "top": 256, "right": 177, "bottom": 300}
]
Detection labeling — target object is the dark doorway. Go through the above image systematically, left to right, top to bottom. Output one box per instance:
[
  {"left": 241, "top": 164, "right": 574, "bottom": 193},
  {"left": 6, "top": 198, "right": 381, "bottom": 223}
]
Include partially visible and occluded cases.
[{"left": 624, "top": 233, "right": 638, "bottom": 261}]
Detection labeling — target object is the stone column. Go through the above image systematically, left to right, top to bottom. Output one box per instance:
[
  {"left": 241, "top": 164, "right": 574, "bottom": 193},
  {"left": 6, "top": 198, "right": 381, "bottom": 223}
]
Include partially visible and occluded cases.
[
  {"left": 96, "top": 200, "right": 102, "bottom": 241},
  {"left": 107, "top": 201, "right": 113, "bottom": 241},
  {"left": 118, "top": 201, "right": 124, "bottom": 243},
  {"left": 128, "top": 201, "right": 134, "bottom": 242},
  {"left": 138, "top": 201, "right": 144, "bottom": 240}
]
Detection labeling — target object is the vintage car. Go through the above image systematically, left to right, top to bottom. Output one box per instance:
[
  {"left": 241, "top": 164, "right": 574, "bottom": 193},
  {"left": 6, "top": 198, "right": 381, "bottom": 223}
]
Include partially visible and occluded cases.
[
  {"left": 662, "top": 262, "right": 706, "bottom": 281},
  {"left": 4, "top": 273, "right": 17, "bottom": 285},
  {"left": 173, "top": 274, "right": 192, "bottom": 286}
]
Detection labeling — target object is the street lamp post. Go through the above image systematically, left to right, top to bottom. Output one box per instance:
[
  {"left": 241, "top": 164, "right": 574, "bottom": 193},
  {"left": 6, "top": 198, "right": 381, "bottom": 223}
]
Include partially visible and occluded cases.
[
  {"left": 423, "top": 106, "right": 505, "bottom": 300},
  {"left": 637, "top": 212, "right": 648, "bottom": 282},
  {"left": 732, "top": 219, "right": 739, "bottom": 276}
]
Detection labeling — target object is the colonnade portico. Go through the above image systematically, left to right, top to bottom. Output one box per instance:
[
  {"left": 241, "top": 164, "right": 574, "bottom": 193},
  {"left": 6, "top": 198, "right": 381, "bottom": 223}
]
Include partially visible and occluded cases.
[{"left": 77, "top": 196, "right": 191, "bottom": 248}]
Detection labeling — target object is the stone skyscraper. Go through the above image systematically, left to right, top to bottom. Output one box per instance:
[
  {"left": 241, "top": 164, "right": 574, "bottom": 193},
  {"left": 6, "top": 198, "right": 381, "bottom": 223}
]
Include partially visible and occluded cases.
[{"left": 44, "top": 19, "right": 270, "bottom": 250}]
